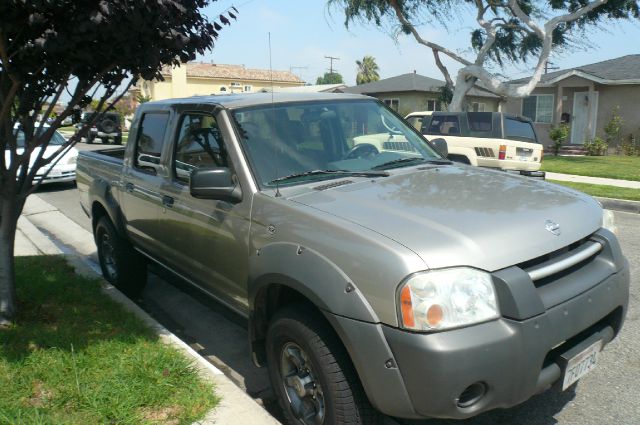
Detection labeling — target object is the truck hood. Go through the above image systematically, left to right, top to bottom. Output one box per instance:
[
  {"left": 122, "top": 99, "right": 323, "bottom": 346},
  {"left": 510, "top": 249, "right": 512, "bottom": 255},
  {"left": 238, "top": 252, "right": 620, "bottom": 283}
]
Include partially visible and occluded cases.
[{"left": 291, "top": 165, "right": 602, "bottom": 271}]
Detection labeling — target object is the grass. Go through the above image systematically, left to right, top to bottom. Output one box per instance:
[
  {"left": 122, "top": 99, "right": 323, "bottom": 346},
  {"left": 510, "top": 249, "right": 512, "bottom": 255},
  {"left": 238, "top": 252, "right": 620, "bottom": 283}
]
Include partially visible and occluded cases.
[
  {"left": 542, "top": 155, "right": 640, "bottom": 181},
  {"left": 549, "top": 180, "right": 640, "bottom": 202},
  {"left": 0, "top": 256, "right": 217, "bottom": 425}
]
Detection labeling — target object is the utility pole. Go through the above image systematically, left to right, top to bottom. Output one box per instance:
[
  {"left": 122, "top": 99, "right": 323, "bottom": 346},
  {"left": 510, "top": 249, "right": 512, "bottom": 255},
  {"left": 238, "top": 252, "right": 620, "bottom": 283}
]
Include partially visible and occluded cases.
[
  {"left": 325, "top": 55, "right": 340, "bottom": 74},
  {"left": 544, "top": 60, "right": 560, "bottom": 74}
]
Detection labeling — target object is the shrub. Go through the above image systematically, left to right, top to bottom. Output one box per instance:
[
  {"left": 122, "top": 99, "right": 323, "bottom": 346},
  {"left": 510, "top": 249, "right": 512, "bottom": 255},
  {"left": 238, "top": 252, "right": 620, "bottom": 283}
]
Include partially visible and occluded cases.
[
  {"left": 603, "top": 106, "right": 624, "bottom": 153},
  {"left": 548, "top": 124, "right": 570, "bottom": 156},
  {"left": 621, "top": 134, "right": 639, "bottom": 156},
  {"left": 584, "top": 137, "right": 608, "bottom": 156}
]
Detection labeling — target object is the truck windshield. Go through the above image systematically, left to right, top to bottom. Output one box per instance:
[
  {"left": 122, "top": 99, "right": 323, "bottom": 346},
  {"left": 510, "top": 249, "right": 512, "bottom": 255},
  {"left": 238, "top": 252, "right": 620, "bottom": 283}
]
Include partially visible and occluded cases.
[{"left": 232, "top": 99, "right": 441, "bottom": 187}]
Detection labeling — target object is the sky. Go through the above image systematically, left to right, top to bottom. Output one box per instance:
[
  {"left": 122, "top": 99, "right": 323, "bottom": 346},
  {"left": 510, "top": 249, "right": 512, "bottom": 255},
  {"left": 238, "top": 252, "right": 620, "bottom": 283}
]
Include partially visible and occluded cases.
[{"left": 199, "top": 0, "right": 640, "bottom": 86}]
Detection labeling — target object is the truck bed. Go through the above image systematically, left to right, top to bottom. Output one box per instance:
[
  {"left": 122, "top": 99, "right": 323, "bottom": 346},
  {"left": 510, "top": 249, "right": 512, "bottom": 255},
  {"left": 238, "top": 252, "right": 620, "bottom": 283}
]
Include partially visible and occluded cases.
[{"left": 76, "top": 147, "right": 126, "bottom": 213}]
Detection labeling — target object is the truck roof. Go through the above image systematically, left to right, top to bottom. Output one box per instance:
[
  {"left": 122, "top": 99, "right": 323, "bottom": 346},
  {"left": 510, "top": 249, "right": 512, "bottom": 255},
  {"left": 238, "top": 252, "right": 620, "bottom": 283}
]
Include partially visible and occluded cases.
[{"left": 144, "top": 92, "right": 371, "bottom": 109}]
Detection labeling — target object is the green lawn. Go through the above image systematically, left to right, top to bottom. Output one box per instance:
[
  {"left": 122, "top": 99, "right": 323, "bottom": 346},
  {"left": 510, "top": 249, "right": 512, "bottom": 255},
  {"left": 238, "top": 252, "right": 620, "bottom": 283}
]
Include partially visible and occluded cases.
[
  {"left": 542, "top": 155, "right": 640, "bottom": 181},
  {"left": 549, "top": 180, "right": 640, "bottom": 202},
  {"left": 0, "top": 256, "right": 217, "bottom": 425}
]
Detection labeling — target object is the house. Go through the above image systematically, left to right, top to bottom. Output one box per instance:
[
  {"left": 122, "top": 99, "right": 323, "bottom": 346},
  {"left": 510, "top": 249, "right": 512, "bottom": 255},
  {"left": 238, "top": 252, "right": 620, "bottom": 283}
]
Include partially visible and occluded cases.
[
  {"left": 504, "top": 55, "right": 640, "bottom": 147},
  {"left": 130, "top": 62, "right": 305, "bottom": 101},
  {"left": 342, "top": 72, "right": 501, "bottom": 116}
]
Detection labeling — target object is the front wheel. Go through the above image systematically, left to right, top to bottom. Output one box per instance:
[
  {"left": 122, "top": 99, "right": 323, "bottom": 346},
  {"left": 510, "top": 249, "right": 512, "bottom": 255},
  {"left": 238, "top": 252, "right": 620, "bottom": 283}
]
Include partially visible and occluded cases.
[
  {"left": 95, "top": 216, "right": 147, "bottom": 297},
  {"left": 266, "top": 306, "right": 380, "bottom": 425}
]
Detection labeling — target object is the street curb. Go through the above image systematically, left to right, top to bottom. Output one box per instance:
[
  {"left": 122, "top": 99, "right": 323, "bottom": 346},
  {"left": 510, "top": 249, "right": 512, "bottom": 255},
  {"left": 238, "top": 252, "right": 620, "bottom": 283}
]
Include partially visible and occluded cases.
[
  {"left": 20, "top": 195, "right": 280, "bottom": 425},
  {"left": 596, "top": 197, "right": 640, "bottom": 214},
  {"left": 16, "top": 215, "right": 62, "bottom": 255}
]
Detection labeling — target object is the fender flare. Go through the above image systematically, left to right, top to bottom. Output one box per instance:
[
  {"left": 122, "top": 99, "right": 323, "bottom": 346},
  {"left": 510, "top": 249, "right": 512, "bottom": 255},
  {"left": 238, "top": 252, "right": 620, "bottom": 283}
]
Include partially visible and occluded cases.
[
  {"left": 89, "top": 178, "right": 127, "bottom": 238},
  {"left": 248, "top": 242, "right": 380, "bottom": 362}
]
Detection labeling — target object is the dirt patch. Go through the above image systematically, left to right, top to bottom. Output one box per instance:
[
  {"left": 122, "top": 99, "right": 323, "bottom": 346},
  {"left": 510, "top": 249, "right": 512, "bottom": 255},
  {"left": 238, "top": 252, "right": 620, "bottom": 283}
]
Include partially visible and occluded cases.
[{"left": 140, "top": 405, "right": 183, "bottom": 425}]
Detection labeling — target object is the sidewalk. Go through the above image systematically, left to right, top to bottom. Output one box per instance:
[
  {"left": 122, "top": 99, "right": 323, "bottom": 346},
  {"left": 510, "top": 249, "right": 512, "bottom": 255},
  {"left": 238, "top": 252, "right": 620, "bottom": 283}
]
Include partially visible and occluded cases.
[
  {"left": 546, "top": 171, "right": 640, "bottom": 189},
  {"left": 15, "top": 194, "right": 281, "bottom": 425}
]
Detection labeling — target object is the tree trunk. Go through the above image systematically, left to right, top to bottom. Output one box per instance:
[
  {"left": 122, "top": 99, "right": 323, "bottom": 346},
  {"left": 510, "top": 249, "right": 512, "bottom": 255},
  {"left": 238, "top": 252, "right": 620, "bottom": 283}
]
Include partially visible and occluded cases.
[
  {"left": 449, "top": 69, "right": 477, "bottom": 112},
  {"left": 0, "top": 196, "right": 22, "bottom": 325}
]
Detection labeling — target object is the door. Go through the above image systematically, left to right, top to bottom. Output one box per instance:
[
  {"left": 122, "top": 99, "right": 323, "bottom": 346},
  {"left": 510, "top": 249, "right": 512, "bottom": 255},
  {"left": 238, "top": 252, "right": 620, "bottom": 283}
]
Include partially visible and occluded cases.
[
  {"left": 571, "top": 91, "right": 599, "bottom": 144},
  {"left": 157, "top": 108, "right": 252, "bottom": 314},
  {"left": 120, "top": 111, "right": 171, "bottom": 255}
]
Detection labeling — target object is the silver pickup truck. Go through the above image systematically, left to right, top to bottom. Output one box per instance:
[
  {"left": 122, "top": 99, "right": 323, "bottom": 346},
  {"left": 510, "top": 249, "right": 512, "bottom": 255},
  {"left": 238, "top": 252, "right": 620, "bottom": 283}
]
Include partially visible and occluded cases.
[{"left": 77, "top": 93, "right": 629, "bottom": 424}]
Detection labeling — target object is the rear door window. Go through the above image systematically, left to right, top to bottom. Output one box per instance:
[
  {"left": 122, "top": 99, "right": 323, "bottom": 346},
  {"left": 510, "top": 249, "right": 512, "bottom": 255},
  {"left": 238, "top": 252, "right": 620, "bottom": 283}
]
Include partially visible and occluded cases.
[
  {"left": 135, "top": 112, "right": 170, "bottom": 170},
  {"left": 427, "top": 115, "right": 460, "bottom": 135},
  {"left": 504, "top": 117, "right": 538, "bottom": 143}
]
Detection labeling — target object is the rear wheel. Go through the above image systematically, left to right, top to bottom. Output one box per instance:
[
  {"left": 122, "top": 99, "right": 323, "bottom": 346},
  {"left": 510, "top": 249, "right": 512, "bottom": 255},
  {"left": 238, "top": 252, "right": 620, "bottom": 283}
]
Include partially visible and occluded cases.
[
  {"left": 95, "top": 216, "right": 147, "bottom": 297},
  {"left": 266, "top": 306, "right": 380, "bottom": 425}
]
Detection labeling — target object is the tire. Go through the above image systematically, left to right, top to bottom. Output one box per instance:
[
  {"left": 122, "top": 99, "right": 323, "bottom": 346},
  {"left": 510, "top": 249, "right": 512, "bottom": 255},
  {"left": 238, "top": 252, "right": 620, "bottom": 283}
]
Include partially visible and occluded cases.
[
  {"left": 86, "top": 134, "right": 94, "bottom": 144},
  {"left": 114, "top": 135, "right": 123, "bottom": 145},
  {"left": 447, "top": 154, "right": 471, "bottom": 165},
  {"left": 95, "top": 216, "right": 147, "bottom": 297},
  {"left": 266, "top": 306, "right": 380, "bottom": 425}
]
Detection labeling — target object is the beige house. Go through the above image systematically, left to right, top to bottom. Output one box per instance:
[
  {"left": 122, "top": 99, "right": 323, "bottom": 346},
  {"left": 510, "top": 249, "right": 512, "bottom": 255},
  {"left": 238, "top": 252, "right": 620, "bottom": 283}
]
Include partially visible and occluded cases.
[
  {"left": 504, "top": 55, "right": 640, "bottom": 147},
  {"left": 131, "top": 62, "right": 305, "bottom": 101},
  {"left": 343, "top": 72, "right": 501, "bottom": 116}
]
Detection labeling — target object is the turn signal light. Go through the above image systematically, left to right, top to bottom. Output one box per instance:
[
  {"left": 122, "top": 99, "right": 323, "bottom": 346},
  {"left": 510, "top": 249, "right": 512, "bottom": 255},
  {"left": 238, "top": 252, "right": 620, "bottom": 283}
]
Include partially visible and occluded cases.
[
  {"left": 498, "top": 145, "right": 506, "bottom": 160},
  {"left": 400, "top": 285, "right": 415, "bottom": 328}
]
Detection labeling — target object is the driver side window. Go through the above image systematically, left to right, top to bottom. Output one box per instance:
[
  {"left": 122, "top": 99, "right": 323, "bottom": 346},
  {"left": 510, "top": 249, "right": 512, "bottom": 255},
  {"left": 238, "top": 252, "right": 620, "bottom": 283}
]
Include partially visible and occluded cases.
[{"left": 173, "top": 113, "right": 228, "bottom": 184}]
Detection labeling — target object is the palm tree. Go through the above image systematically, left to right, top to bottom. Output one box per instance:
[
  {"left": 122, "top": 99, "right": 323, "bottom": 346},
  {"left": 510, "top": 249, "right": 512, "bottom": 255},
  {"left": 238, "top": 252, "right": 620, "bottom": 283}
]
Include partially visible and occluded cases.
[{"left": 356, "top": 55, "right": 380, "bottom": 85}]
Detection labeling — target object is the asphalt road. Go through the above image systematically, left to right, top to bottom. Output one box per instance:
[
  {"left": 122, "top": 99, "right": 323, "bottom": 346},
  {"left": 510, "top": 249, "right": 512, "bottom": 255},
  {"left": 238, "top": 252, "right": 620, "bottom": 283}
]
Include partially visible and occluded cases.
[{"left": 35, "top": 148, "right": 640, "bottom": 424}]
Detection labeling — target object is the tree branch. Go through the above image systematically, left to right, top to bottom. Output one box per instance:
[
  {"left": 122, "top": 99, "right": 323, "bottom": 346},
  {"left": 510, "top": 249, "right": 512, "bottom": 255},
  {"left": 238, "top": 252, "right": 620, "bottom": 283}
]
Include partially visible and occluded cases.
[
  {"left": 388, "top": 0, "right": 473, "bottom": 67},
  {"left": 433, "top": 50, "right": 454, "bottom": 87}
]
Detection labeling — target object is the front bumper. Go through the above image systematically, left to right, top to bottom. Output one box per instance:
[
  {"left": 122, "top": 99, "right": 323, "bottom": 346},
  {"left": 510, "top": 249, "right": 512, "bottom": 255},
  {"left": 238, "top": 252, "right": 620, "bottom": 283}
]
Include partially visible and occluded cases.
[
  {"left": 34, "top": 164, "right": 76, "bottom": 184},
  {"left": 327, "top": 232, "right": 629, "bottom": 420}
]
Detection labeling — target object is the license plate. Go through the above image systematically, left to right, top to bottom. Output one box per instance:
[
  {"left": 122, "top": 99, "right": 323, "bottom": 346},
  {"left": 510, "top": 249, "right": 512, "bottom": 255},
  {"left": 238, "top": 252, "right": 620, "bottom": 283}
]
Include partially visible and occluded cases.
[{"left": 562, "top": 340, "right": 602, "bottom": 390}]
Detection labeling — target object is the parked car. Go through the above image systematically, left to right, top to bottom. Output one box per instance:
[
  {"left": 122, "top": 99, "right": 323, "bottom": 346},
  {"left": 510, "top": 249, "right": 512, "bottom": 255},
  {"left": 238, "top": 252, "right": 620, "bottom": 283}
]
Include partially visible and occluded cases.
[
  {"left": 77, "top": 93, "right": 628, "bottom": 424},
  {"left": 78, "top": 111, "right": 123, "bottom": 144},
  {"left": 406, "top": 111, "right": 544, "bottom": 176},
  {"left": 5, "top": 125, "right": 78, "bottom": 184}
]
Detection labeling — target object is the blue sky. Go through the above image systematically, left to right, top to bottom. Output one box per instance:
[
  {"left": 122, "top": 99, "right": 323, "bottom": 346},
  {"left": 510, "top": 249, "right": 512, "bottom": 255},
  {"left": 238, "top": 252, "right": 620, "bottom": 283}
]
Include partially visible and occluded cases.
[{"left": 201, "top": 0, "right": 640, "bottom": 85}]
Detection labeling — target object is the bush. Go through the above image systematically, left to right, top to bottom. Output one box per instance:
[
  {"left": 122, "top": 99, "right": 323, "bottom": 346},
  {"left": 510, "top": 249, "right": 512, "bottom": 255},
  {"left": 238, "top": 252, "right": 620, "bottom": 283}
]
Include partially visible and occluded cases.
[
  {"left": 603, "top": 106, "right": 624, "bottom": 153},
  {"left": 548, "top": 124, "right": 570, "bottom": 156},
  {"left": 621, "top": 134, "right": 639, "bottom": 156},
  {"left": 584, "top": 137, "right": 608, "bottom": 156}
]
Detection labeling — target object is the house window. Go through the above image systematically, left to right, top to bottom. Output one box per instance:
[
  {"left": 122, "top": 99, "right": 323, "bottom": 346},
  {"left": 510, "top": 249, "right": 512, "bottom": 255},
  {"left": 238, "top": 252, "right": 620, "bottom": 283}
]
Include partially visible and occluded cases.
[
  {"left": 244, "top": 85, "right": 252, "bottom": 92},
  {"left": 219, "top": 87, "right": 227, "bottom": 92},
  {"left": 522, "top": 94, "right": 553, "bottom": 123},
  {"left": 383, "top": 99, "right": 399, "bottom": 111},
  {"left": 426, "top": 99, "right": 441, "bottom": 112},
  {"left": 471, "top": 102, "right": 485, "bottom": 112}
]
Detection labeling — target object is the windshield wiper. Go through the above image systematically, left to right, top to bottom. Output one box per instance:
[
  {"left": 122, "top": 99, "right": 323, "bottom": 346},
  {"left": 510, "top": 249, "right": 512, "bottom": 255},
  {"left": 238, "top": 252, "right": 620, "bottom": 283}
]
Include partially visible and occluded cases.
[
  {"left": 372, "top": 157, "right": 452, "bottom": 170},
  {"left": 269, "top": 169, "right": 389, "bottom": 184}
]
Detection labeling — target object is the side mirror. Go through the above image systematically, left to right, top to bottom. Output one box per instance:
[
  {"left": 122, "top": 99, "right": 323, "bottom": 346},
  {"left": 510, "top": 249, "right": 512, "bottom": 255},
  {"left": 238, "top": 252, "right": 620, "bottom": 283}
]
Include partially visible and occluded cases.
[
  {"left": 430, "top": 137, "right": 448, "bottom": 157},
  {"left": 190, "top": 167, "right": 242, "bottom": 202}
]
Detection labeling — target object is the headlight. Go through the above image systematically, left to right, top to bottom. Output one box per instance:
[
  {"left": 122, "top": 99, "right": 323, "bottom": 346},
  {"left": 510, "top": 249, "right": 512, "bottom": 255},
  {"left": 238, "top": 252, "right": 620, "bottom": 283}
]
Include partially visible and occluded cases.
[
  {"left": 67, "top": 155, "right": 77, "bottom": 165},
  {"left": 602, "top": 209, "right": 617, "bottom": 235},
  {"left": 398, "top": 268, "right": 499, "bottom": 331}
]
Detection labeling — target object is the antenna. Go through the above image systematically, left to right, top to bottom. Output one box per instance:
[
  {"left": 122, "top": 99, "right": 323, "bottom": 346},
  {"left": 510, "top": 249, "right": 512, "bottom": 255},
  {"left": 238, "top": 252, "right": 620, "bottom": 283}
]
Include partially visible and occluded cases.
[{"left": 269, "top": 32, "right": 281, "bottom": 197}]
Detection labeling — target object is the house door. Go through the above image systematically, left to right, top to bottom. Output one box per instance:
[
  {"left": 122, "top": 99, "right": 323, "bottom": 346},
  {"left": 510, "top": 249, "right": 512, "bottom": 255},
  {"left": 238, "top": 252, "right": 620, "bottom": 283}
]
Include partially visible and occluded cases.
[{"left": 570, "top": 91, "right": 598, "bottom": 144}]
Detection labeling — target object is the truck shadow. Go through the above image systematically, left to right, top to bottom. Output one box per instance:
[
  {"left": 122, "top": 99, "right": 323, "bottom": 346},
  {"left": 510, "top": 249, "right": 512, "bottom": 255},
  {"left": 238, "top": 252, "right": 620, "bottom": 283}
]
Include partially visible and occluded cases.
[
  {"left": 135, "top": 264, "right": 577, "bottom": 425},
  {"left": 399, "top": 385, "right": 576, "bottom": 425}
]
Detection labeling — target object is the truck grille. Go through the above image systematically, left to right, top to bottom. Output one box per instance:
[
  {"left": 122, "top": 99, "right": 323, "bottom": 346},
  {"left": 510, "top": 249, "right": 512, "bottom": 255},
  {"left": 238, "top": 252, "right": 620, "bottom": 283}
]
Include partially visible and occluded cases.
[
  {"left": 383, "top": 141, "right": 416, "bottom": 152},
  {"left": 474, "top": 147, "right": 495, "bottom": 158},
  {"left": 517, "top": 233, "right": 615, "bottom": 310}
]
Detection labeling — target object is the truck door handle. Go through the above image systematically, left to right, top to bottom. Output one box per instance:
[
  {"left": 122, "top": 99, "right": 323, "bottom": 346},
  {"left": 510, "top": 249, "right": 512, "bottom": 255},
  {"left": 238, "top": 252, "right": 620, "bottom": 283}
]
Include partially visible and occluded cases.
[
  {"left": 125, "top": 182, "right": 134, "bottom": 193},
  {"left": 162, "top": 195, "right": 174, "bottom": 208}
]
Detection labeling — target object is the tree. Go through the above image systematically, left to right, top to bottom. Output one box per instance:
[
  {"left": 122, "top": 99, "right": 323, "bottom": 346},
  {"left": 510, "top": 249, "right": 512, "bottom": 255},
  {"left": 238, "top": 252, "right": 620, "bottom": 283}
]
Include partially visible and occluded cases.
[
  {"left": 0, "top": 0, "right": 238, "bottom": 325},
  {"left": 329, "top": 0, "right": 640, "bottom": 111},
  {"left": 356, "top": 55, "right": 380, "bottom": 84},
  {"left": 316, "top": 72, "right": 345, "bottom": 84}
]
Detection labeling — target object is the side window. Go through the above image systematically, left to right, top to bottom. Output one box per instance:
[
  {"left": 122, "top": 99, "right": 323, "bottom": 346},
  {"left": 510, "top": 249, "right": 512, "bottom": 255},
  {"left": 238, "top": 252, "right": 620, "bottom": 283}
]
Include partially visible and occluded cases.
[
  {"left": 135, "top": 112, "right": 169, "bottom": 171},
  {"left": 467, "top": 112, "right": 493, "bottom": 132},
  {"left": 173, "top": 113, "right": 227, "bottom": 183},
  {"left": 427, "top": 115, "right": 460, "bottom": 135},
  {"left": 406, "top": 116, "right": 422, "bottom": 132}
]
